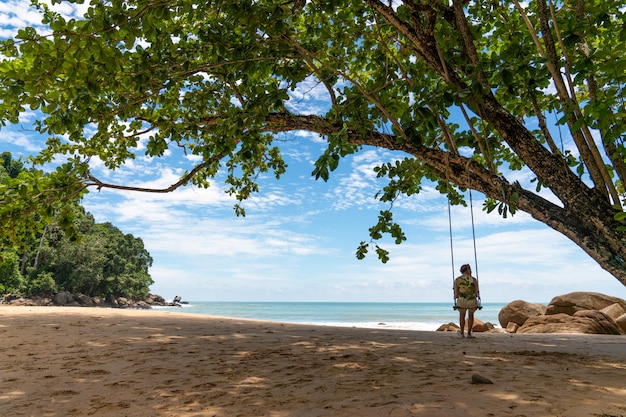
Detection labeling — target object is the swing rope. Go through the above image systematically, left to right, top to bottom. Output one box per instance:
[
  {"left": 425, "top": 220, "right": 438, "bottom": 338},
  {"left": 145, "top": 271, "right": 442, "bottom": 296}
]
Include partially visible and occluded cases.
[
  {"left": 444, "top": 159, "right": 458, "bottom": 310},
  {"left": 447, "top": 176, "right": 482, "bottom": 310},
  {"left": 468, "top": 188, "right": 482, "bottom": 310},
  {"left": 469, "top": 188, "right": 479, "bottom": 282},
  {"left": 447, "top": 191, "right": 456, "bottom": 304}
]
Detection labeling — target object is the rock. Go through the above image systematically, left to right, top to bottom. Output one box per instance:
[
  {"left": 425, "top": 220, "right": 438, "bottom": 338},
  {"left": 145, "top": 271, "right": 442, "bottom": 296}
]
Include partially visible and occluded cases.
[
  {"left": 53, "top": 291, "right": 73, "bottom": 306},
  {"left": 1, "top": 292, "right": 170, "bottom": 310},
  {"left": 499, "top": 292, "right": 626, "bottom": 335},
  {"left": 545, "top": 292, "right": 626, "bottom": 316},
  {"left": 2, "top": 293, "right": 21, "bottom": 303},
  {"left": 75, "top": 293, "right": 94, "bottom": 306},
  {"left": 106, "top": 294, "right": 119, "bottom": 307},
  {"left": 144, "top": 294, "right": 167, "bottom": 305},
  {"left": 7, "top": 296, "right": 30, "bottom": 306},
  {"left": 91, "top": 296, "right": 106, "bottom": 306},
  {"left": 31, "top": 297, "right": 52, "bottom": 306},
  {"left": 498, "top": 300, "right": 546, "bottom": 327},
  {"left": 600, "top": 303, "right": 625, "bottom": 320},
  {"left": 572, "top": 310, "right": 625, "bottom": 335},
  {"left": 517, "top": 312, "right": 624, "bottom": 335},
  {"left": 615, "top": 313, "right": 626, "bottom": 333},
  {"left": 437, "top": 319, "right": 495, "bottom": 333},
  {"left": 472, "top": 319, "right": 494, "bottom": 333},
  {"left": 436, "top": 322, "right": 460, "bottom": 332},
  {"left": 505, "top": 322, "right": 519, "bottom": 333},
  {"left": 471, "top": 374, "right": 493, "bottom": 384}
]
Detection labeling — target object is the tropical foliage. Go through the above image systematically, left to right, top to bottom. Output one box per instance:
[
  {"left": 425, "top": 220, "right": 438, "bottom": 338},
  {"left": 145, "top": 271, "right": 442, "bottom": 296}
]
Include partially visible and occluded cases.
[
  {"left": 0, "top": 1, "right": 624, "bottom": 285},
  {"left": 0, "top": 153, "right": 154, "bottom": 298}
]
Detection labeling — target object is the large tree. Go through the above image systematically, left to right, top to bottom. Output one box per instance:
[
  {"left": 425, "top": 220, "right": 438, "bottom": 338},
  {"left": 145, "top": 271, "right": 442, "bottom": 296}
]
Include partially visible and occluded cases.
[{"left": 0, "top": 1, "right": 625, "bottom": 285}]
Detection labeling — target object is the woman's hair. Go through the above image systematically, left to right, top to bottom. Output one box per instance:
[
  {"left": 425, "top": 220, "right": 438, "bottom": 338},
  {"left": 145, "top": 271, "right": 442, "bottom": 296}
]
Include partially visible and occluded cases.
[{"left": 460, "top": 264, "right": 471, "bottom": 274}]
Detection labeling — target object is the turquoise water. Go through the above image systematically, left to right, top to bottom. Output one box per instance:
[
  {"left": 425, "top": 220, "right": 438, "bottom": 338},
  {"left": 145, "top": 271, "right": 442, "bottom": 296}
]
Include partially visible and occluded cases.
[{"left": 154, "top": 302, "right": 506, "bottom": 331}]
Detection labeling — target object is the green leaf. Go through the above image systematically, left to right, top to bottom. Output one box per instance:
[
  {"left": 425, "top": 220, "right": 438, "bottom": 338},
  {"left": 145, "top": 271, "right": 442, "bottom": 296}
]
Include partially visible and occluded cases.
[
  {"left": 356, "top": 242, "right": 368, "bottom": 260},
  {"left": 375, "top": 245, "right": 389, "bottom": 263}
]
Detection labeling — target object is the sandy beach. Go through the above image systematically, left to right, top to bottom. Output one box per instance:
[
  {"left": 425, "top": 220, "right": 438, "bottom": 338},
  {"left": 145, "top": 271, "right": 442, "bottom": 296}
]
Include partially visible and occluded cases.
[{"left": 0, "top": 307, "right": 624, "bottom": 417}]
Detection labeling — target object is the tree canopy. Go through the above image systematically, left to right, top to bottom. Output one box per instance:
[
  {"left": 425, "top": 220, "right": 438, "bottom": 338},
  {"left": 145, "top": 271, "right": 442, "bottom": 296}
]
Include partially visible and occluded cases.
[
  {"left": 0, "top": 0, "right": 625, "bottom": 286},
  {"left": 0, "top": 152, "right": 154, "bottom": 299}
]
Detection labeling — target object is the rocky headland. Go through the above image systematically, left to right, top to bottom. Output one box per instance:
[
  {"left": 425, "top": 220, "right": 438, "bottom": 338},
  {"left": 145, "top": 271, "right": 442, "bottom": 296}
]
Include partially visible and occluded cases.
[{"left": 0, "top": 291, "right": 184, "bottom": 309}]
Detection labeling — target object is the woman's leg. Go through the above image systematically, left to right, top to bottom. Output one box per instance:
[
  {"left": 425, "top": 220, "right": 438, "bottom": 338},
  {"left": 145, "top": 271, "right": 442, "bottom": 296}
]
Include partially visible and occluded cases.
[
  {"left": 458, "top": 308, "right": 466, "bottom": 336},
  {"left": 467, "top": 309, "right": 475, "bottom": 337}
]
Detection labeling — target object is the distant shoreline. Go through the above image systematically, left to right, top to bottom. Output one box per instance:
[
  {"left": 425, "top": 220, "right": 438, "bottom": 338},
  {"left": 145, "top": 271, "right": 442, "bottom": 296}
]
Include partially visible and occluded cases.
[{"left": 150, "top": 300, "right": 507, "bottom": 332}]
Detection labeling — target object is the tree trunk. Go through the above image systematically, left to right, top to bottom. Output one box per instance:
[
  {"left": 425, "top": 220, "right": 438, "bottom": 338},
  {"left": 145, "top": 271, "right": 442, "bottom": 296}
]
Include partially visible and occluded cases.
[
  {"left": 260, "top": 112, "right": 626, "bottom": 285},
  {"left": 368, "top": 136, "right": 626, "bottom": 286},
  {"left": 33, "top": 226, "right": 47, "bottom": 270}
]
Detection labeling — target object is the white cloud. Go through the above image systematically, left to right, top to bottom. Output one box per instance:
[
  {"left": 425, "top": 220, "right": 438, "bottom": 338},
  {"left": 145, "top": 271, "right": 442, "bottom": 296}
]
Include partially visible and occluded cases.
[
  {"left": 0, "top": 0, "right": 89, "bottom": 38},
  {"left": 0, "top": 2, "right": 45, "bottom": 31},
  {"left": 286, "top": 76, "right": 333, "bottom": 116},
  {"left": 0, "top": 129, "right": 44, "bottom": 153}
]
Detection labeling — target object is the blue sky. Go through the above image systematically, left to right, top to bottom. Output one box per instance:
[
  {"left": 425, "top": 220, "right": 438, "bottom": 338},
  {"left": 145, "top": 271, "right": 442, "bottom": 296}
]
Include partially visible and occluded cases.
[{"left": 1, "top": 0, "right": 625, "bottom": 303}]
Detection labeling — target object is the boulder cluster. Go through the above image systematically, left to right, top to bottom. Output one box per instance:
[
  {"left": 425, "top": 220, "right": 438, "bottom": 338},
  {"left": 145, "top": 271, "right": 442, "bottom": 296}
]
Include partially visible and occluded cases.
[
  {"left": 436, "top": 291, "right": 626, "bottom": 335},
  {"left": 0, "top": 292, "right": 184, "bottom": 309},
  {"left": 498, "top": 292, "right": 626, "bottom": 335},
  {"left": 436, "top": 318, "right": 496, "bottom": 334}
]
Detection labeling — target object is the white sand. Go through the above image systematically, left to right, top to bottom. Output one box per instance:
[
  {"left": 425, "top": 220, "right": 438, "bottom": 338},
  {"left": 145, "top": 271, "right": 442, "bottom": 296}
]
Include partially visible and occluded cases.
[{"left": 0, "top": 306, "right": 624, "bottom": 417}]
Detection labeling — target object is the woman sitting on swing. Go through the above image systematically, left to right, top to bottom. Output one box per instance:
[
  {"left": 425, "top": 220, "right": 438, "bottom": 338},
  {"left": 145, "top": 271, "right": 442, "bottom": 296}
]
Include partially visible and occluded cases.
[{"left": 453, "top": 264, "right": 480, "bottom": 338}]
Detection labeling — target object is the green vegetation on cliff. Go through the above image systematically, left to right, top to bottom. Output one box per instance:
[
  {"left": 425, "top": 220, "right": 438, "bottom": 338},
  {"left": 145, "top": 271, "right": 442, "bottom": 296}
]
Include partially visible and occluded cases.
[{"left": 0, "top": 152, "right": 153, "bottom": 299}]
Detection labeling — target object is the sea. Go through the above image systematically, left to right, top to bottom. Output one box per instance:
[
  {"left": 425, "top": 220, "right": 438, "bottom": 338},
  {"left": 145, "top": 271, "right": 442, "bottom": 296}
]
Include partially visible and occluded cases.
[{"left": 153, "top": 302, "right": 507, "bottom": 331}]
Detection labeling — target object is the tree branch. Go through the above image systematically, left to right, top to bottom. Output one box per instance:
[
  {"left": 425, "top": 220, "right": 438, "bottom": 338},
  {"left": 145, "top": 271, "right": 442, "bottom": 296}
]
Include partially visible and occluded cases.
[
  {"left": 367, "top": 0, "right": 455, "bottom": 85},
  {"left": 84, "top": 153, "right": 226, "bottom": 194}
]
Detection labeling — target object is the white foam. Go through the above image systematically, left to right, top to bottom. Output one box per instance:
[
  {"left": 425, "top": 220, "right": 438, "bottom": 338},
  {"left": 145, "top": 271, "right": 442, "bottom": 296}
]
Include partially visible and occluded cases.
[{"left": 298, "top": 321, "right": 439, "bottom": 331}]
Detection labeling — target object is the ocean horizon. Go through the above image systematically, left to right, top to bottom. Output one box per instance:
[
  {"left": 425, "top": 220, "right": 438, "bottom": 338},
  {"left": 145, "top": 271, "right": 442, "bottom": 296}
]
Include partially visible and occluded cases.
[{"left": 153, "top": 301, "right": 513, "bottom": 331}]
